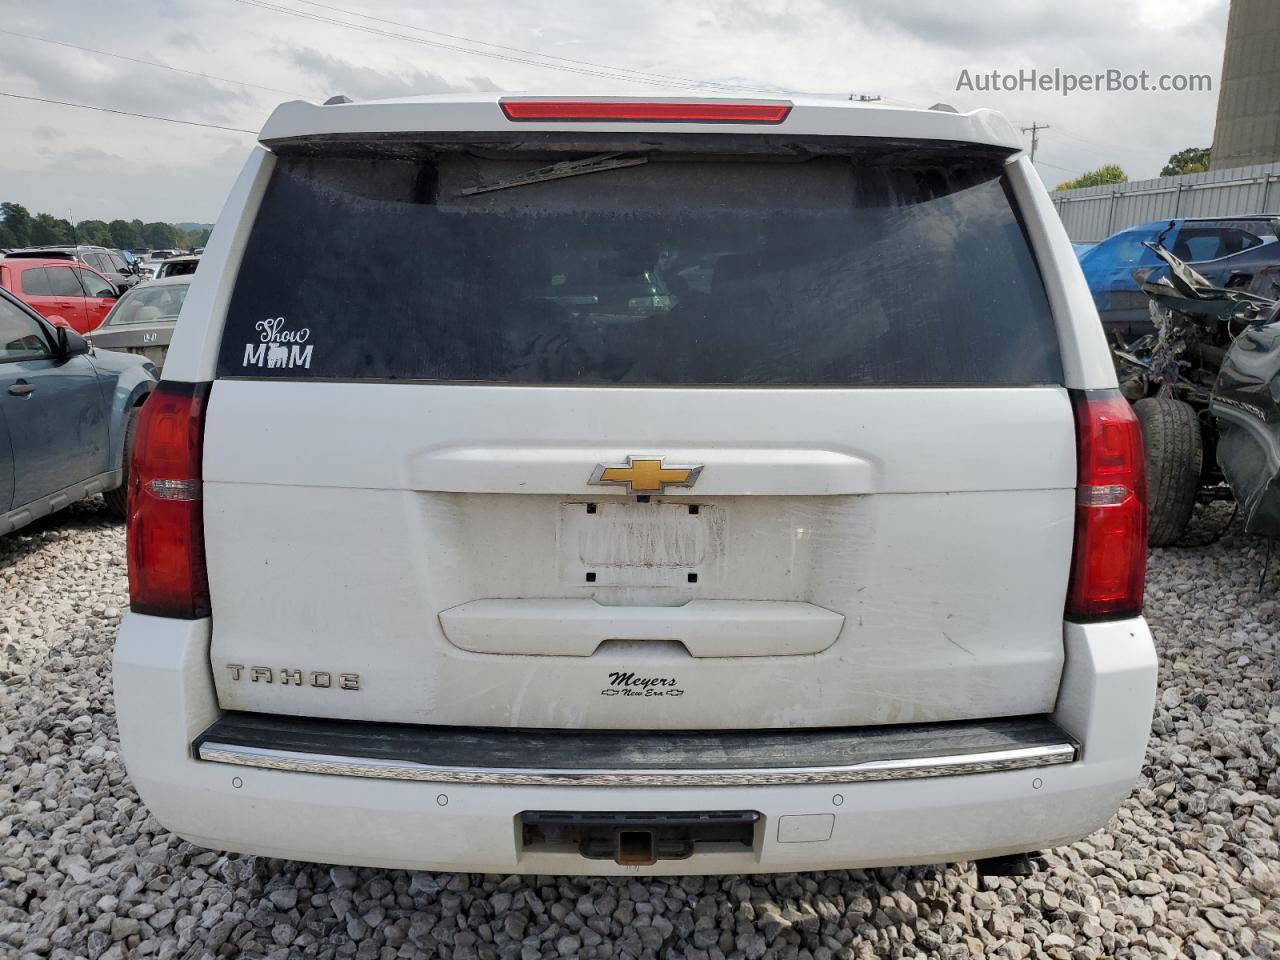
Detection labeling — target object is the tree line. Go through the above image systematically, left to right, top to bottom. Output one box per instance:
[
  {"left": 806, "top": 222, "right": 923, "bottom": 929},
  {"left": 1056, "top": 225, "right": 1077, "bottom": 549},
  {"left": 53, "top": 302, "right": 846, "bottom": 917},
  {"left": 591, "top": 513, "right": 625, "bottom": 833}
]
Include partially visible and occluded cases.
[
  {"left": 1053, "top": 146, "right": 1212, "bottom": 192},
  {"left": 0, "top": 202, "right": 211, "bottom": 252}
]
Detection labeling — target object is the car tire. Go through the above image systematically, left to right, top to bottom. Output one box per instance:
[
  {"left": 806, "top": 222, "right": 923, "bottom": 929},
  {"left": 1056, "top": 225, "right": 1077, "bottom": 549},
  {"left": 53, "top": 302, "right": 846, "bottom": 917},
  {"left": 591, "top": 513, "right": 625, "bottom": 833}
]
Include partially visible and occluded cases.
[
  {"left": 1134, "top": 397, "right": 1202, "bottom": 547},
  {"left": 103, "top": 407, "right": 138, "bottom": 520}
]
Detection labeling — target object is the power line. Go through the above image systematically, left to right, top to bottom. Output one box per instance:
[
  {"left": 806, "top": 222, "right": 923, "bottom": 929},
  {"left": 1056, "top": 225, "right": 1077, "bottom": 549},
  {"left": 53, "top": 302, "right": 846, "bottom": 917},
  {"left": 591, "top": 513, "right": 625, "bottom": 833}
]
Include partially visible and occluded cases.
[
  {"left": 230, "top": 0, "right": 758, "bottom": 91},
  {"left": 230, "top": 0, "right": 695, "bottom": 87},
  {"left": 287, "top": 0, "right": 751, "bottom": 92},
  {"left": 0, "top": 27, "right": 308, "bottom": 98},
  {"left": 0, "top": 91, "right": 258, "bottom": 133},
  {"left": 1014, "top": 120, "right": 1129, "bottom": 156},
  {"left": 1054, "top": 123, "right": 1154, "bottom": 163},
  {"left": 1053, "top": 124, "right": 1123, "bottom": 153},
  {"left": 1054, "top": 127, "right": 1109, "bottom": 150}
]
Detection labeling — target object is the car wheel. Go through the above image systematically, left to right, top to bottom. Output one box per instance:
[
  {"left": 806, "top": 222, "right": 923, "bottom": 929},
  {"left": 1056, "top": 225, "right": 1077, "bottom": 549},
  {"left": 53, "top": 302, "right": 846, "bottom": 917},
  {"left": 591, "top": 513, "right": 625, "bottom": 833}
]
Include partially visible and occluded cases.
[
  {"left": 1134, "top": 397, "right": 1202, "bottom": 547},
  {"left": 103, "top": 407, "right": 138, "bottom": 520}
]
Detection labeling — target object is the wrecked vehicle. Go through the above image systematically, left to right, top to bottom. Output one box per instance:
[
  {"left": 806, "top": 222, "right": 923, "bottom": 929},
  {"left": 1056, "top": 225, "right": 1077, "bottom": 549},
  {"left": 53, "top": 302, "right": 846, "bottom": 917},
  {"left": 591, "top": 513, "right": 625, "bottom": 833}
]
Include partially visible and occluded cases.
[
  {"left": 1080, "top": 215, "right": 1280, "bottom": 340},
  {"left": 1112, "top": 231, "right": 1280, "bottom": 544},
  {"left": 1214, "top": 304, "right": 1280, "bottom": 541}
]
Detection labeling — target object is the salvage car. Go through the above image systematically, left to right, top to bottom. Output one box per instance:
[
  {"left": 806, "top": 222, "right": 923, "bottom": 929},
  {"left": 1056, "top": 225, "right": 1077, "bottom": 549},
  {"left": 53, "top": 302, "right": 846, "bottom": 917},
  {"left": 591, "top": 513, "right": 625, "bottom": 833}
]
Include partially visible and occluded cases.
[
  {"left": 113, "top": 93, "right": 1156, "bottom": 877},
  {"left": 1080, "top": 215, "right": 1280, "bottom": 339},
  {"left": 1114, "top": 233, "right": 1280, "bottom": 544},
  {"left": 87, "top": 275, "right": 189, "bottom": 372},
  {"left": 0, "top": 287, "right": 155, "bottom": 534}
]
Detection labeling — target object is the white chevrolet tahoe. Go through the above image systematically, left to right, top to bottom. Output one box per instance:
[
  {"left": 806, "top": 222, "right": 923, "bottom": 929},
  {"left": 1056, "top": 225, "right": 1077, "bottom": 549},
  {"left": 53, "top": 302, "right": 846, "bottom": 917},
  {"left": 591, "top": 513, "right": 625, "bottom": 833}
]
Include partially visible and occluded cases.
[{"left": 113, "top": 93, "right": 1157, "bottom": 876}]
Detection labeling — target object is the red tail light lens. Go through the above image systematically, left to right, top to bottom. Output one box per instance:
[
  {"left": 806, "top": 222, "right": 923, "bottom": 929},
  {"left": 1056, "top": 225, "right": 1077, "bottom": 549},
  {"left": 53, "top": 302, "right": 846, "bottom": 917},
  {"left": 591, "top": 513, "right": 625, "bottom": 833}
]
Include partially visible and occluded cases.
[
  {"left": 499, "top": 99, "right": 792, "bottom": 124},
  {"left": 127, "top": 381, "right": 211, "bottom": 619},
  {"left": 1066, "top": 390, "right": 1147, "bottom": 621}
]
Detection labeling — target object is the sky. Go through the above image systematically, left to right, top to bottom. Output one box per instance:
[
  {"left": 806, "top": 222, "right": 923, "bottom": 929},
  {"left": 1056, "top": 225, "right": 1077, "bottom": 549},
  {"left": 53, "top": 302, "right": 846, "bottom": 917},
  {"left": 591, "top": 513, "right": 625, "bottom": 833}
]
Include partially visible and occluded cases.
[{"left": 0, "top": 0, "right": 1230, "bottom": 224}]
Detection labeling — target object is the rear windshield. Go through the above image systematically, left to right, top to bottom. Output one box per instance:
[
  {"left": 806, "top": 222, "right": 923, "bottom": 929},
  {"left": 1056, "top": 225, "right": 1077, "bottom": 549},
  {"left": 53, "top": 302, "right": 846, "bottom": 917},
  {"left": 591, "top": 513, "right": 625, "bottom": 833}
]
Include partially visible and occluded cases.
[
  {"left": 218, "top": 148, "right": 1061, "bottom": 385},
  {"left": 105, "top": 282, "right": 189, "bottom": 325}
]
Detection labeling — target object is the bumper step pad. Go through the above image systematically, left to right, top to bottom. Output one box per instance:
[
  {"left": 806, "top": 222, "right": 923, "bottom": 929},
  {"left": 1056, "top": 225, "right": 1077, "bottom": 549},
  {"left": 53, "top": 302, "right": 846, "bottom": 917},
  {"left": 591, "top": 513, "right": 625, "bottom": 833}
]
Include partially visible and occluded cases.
[{"left": 195, "top": 713, "right": 1076, "bottom": 787}]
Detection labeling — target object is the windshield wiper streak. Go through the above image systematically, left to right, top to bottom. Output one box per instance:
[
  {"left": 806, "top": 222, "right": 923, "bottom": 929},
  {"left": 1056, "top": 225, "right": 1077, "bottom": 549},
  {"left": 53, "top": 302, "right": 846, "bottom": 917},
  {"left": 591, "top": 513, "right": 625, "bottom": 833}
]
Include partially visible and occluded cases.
[{"left": 460, "top": 152, "right": 648, "bottom": 196}]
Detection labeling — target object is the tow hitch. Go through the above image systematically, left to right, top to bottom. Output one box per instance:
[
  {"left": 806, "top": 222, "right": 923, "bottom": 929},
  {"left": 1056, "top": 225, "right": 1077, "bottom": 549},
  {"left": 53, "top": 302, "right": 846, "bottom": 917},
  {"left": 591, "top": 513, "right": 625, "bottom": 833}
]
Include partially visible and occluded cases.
[{"left": 521, "top": 811, "right": 759, "bottom": 865}]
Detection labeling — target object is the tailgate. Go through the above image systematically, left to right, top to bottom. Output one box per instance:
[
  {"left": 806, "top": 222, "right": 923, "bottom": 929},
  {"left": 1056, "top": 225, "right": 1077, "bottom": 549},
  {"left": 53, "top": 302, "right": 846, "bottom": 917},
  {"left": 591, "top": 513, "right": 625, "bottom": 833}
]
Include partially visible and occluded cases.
[{"left": 203, "top": 382, "right": 1074, "bottom": 729}]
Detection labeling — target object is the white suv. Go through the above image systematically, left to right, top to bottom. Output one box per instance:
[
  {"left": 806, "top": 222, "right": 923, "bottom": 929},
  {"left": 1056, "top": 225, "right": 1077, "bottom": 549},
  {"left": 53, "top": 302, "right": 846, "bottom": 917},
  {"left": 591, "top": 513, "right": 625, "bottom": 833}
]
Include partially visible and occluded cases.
[{"left": 114, "top": 94, "right": 1157, "bottom": 875}]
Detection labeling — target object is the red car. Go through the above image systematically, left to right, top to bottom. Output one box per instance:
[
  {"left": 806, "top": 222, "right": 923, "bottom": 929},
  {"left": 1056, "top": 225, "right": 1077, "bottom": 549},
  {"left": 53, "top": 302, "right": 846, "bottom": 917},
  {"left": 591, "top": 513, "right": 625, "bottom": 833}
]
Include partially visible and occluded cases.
[{"left": 0, "top": 257, "right": 119, "bottom": 333}]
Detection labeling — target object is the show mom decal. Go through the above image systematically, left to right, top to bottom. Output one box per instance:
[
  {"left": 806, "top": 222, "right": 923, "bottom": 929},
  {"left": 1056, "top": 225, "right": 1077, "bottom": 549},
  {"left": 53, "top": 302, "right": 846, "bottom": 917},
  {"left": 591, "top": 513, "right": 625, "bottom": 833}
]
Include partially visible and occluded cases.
[{"left": 242, "top": 316, "right": 313, "bottom": 370}]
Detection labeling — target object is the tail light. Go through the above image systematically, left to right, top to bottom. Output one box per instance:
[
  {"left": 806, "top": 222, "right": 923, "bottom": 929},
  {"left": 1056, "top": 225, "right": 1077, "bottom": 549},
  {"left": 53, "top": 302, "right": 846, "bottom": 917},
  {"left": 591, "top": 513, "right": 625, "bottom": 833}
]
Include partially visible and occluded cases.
[
  {"left": 499, "top": 99, "right": 792, "bottom": 124},
  {"left": 127, "top": 381, "right": 212, "bottom": 618},
  {"left": 1066, "top": 390, "right": 1147, "bottom": 620}
]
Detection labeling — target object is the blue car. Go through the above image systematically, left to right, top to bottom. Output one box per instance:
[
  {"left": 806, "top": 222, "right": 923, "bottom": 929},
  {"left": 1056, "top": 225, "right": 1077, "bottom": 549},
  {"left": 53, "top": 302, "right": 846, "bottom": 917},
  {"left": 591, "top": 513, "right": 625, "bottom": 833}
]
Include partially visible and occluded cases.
[
  {"left": 1078, "top": 215, "right": 1280, "bottom": 340},
  {"left": 0, "top": 287, "right": 156, "bottom": 534}
]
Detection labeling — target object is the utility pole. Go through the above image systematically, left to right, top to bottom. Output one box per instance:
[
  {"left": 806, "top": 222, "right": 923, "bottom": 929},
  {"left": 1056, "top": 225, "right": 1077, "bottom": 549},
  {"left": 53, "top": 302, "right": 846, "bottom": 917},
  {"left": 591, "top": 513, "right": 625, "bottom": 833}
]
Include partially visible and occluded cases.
[{"left": 1021, "top": 123, "right": 1049, "bottom": 163}]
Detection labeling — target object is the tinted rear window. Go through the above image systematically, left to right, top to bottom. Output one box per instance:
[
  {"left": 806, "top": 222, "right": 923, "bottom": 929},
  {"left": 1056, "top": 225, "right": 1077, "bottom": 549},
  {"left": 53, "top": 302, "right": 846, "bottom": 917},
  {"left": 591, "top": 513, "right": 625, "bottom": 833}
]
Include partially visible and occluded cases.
[
  {"left": 219, "top": 149, "right": 1061, "bottom": 385},
  {"left": 47, "top": 266, "right": 83, "bottom": 297},
  {"left": 20, "top": 267, "right": 51, "bottom": 296}
]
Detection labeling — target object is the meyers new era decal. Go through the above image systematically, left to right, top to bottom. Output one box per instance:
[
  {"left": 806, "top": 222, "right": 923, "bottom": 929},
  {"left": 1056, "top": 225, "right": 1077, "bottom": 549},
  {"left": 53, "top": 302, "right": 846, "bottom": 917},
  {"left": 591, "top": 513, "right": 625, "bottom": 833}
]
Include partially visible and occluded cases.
[{"left": 243, "top": 316, "right": 313, "bottom": 370}]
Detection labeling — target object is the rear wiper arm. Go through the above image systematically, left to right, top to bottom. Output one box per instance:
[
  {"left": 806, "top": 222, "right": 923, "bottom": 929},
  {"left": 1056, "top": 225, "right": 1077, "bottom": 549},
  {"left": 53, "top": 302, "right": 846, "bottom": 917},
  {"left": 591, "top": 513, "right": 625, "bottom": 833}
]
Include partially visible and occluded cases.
[{"left": 459, "top": 152, "right": 648, "bottom": 196}]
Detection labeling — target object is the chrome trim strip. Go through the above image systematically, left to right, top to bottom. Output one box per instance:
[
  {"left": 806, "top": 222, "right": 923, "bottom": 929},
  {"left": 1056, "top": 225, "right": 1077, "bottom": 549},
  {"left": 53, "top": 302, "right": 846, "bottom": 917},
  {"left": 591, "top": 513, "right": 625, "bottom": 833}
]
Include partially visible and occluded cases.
[{"left": 197, "top": 741, "right": 1076, "bottom": 787}]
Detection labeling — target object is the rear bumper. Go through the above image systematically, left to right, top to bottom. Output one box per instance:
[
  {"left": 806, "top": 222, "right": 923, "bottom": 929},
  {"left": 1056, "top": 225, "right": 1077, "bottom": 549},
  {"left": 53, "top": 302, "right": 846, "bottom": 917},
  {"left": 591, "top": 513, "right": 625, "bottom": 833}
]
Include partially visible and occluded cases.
[
  {"left": 113, "top": 613, "right": 1156, "bottom": 874},
  {"left": 193, "top": 711, "right": 1078, "bottom": 787}
]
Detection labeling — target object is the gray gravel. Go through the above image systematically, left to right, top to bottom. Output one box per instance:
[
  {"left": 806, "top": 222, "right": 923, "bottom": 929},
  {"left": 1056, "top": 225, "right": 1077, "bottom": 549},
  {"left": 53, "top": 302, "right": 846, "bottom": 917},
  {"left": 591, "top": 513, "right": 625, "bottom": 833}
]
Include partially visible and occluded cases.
[{"left": 2, "top": 498, "right": 1278, "bottom": 959}]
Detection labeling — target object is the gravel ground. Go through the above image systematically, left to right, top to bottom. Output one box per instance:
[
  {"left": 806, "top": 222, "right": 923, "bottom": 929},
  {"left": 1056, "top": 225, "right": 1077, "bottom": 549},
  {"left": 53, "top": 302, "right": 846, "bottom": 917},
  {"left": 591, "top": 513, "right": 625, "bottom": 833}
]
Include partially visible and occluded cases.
[{"left": 1, "top": 499, "right": 1278, "bottom": 960}]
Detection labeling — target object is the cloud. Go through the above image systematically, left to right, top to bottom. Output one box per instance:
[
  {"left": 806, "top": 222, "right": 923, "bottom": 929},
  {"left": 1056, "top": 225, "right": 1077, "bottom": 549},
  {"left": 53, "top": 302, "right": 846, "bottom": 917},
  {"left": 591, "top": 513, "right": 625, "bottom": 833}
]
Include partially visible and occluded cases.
[
  {"left": 0, "top": 0, "right": 1235, "bottom": 222},
  {"left": 853, "top": 0, "right": 1226, "bottom": 52},
  {"left": 855, "top": 2, "right": 1098, "bottom": 50},
  {"left": 166, "top": 31, "right": 201, "bottom": 49},
  {"left": 0, "top": 36, "right": 260, "bottom": 127},
  {"left": 288, "top": 47, "right": 494, "bottom": 101},
  {"left": 6, "top": 134, "right": 250, "bottom": 223},
  {"left": 34, "top": 146, "right": 124, "bottom": 165}
]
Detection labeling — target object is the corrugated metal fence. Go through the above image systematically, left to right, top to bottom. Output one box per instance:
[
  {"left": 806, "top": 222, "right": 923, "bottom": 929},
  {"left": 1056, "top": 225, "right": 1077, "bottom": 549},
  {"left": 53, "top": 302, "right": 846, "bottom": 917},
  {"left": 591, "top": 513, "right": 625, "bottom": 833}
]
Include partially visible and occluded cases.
[{"left": 1050, "top": 162, "right": 1280, "bottom": 242}]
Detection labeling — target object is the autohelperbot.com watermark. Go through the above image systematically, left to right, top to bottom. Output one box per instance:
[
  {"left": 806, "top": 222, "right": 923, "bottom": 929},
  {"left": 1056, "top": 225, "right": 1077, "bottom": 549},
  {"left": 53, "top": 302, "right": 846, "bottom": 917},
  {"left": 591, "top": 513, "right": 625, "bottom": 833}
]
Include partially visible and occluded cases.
[{"left": 956, "top": 68, "right": 1212, "bottom": 97}]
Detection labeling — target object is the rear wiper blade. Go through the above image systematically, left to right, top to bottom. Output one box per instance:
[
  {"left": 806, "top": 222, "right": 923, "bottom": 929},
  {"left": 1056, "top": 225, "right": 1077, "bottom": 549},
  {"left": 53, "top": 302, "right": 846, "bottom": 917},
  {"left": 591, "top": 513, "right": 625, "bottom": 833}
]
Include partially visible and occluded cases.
[{"left": 460, "top": 152, "right": 648, "bottom": 196}]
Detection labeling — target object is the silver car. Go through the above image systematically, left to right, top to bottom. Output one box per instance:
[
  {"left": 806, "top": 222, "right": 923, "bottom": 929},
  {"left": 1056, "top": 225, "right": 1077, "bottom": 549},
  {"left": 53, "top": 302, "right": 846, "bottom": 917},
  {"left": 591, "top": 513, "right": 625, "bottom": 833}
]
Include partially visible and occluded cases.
[{"left": 86, "top": 275, "right": 189, "bottom": 372}]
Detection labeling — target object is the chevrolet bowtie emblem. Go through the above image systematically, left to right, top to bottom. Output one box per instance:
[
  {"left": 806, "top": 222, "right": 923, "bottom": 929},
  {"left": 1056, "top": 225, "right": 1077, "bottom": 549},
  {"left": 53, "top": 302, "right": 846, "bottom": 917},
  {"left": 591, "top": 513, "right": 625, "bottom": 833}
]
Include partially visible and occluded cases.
[{"left": 589, "top": 456, "right": 703, "bottom": 495}]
